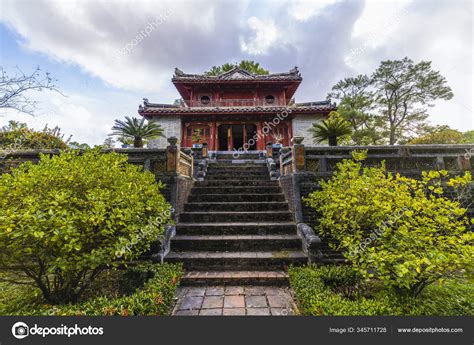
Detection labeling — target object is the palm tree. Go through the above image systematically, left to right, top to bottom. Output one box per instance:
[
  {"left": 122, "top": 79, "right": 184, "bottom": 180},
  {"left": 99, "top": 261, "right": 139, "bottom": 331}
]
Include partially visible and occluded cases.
[
  {"left": 310, "top": 111, "right": 352, "bottom": 146},
  {"left": 110, "top": 116, "right": 164, "bottom": 148}
]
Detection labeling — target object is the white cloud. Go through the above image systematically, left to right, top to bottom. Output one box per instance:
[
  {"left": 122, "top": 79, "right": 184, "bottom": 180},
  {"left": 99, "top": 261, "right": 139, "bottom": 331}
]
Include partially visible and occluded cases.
[
  {"left": 0, "top": 0, "right": 471, "bottom": 144},
  {"left": 289, "top": 0, "right": 341, "bottom": 21},
  {"left": 240, "top": 17, "right": 278, "bottom": 55}
]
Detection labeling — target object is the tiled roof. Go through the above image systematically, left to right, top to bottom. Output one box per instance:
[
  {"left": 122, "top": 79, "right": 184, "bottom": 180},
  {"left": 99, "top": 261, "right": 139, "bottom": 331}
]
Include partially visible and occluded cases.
[
  {"left": 172, "top": 66, "right": 302, "bottom": 82},
  {"left": 139, "top": 100, "right": 336, "bottom": 116}
]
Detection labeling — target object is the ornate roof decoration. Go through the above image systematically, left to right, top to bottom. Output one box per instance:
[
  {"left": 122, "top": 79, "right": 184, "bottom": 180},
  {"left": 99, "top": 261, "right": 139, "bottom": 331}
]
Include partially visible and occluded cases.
[{"left": 172, "top": 66, "right": 302, "bottom": 82}]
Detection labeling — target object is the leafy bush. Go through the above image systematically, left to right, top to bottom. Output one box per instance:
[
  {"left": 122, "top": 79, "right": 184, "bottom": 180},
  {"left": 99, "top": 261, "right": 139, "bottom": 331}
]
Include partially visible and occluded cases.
[
  {"left": 0, "top": 122, "right": 69, "bottom": 150},
  {"left": 0, "top": 149, "right": 172, "bottom": 304},
  {"left": 304, "top": 151, "right": 473, "bottom": 297},
  {"left": 0, "top": 263, "right": 182, "bottom": 316},
  {"left": 44, "top": 263, "right": 182, "bottom": 316},
  {"left": 289, "top": 265, "right": 474, "bottom": 316},
  {"left": 289, "top": 265, "right": 399, "bottom": 316}
]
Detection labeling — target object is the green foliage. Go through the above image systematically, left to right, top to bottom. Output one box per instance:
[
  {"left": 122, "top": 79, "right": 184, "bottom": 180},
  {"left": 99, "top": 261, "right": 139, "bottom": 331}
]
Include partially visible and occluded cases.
[
  {"left": 329, "top": 57, "right": 454, "bottom": 145},
  {"left": 372, "top": 57, "right": 453, "bottom": 145},
  {"left": 206, "top": 60, "right": 269, "bottom": 76},
  {"left": 310, "top": 111, "right": 352, "bottom": 146},
  {"left": 110, "top": 116, "right": 164, "bottom": 148},
  {"left": 0, "top": 121, "right": 69, "bottom": 150},
  {"left": 409, "top": 126, "right": 465, "bottom": 144},
  {"left": 463, "top": 130, "right": 474, "bottom": 144},
  {"left": 68, "top": 141, "right": 91, "bottom": 150},
  {"left": 0, "top": 149, "right": 172, "bottom": 304},
  {"left": 304, "top": 152, "right": 473, "bottom": 297},
  {"left": 0, "top": 263, "right": 183, "bottom": 316},
  {"left": 44, "top": 263, "right": 182, "bottom": 316},
  {"left": 289, "top": 265, "right": 474, "bottom": 316},
  {"left": 289, "top": 265, "right": 399, "bottom": 316}
]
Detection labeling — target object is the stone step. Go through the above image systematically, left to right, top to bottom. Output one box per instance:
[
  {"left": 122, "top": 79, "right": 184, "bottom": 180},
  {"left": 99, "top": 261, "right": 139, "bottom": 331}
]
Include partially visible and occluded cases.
[
  {"left": 216, "top": 154, "right": 262, "bottom": 160},
  {"left": 207, "top": 165, "right": 268, "bottom": 170},
  {"left": 205, "top": 174, "right": 273, "bottom": 182},
  {"left": 195, "top": 180, "right": 278, "bottom": 187},
  {"left": 191, "top": 186, "right": 281, "bottom": 195},
  {"left": 188, "top": 193, "right": 286, "bottom": 203},
  {"left": 184, "top": 201, "right": 289, "bottom": 212},
  {"left": 179, "top": 211, "right": 293, "bottom": 223},
  {"left": 176, "top": 222, "right": 297, "bottom": 235},
  {"left": 171, "top": 235, "right": 301, "bottom": 251},
  {"left": 165, "top": 251, "right": 307, "bottom": 270},
  {"left": 180, "top": 271, "right": 289, "bottom": 286}
]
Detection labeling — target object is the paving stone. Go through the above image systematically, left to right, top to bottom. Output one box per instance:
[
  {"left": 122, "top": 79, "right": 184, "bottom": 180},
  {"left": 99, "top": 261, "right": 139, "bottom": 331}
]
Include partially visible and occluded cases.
[
  {"left": 205, "top": 286, "right": 225, "bottom": 296},
  {"left": 225, "top": 286, "right": 244, "bottom": 295},
  {"left": 244, "top": 286, "right": 265, "bottom": 295},
  {"left": 174, "top": 287, "right": 188, "bottom": 299},
  {"left": 186, "top": 287, "right": 206, "bottom": 297},
  {"left": 264, "top": 287, "right": 284, "bottom": 296},
  {"left": 224, "top": 295, "right": 245, "bottom": 308},
  {"left": 245, "top": 295, "right": 268, "bottom": 308},
  {"left": 267, "top": 295, "right": 290, "bottom": 308},
  {"left": 179, "top": 296, "right": 203, "bottom": 310},
  {"left": 202, "top": 296, "right": 224, "bottom": 309},
  {"left": 199, "top": 308, "right": 222, "bottom": 316},
  {"left": 223, "top": 308, "right": 246, "bottom": 316},
  {"left": 246, "top": 308, "right": 271, "bottom": 316},
  {"left": 175, "top": 310, "right": 199, "bottom": 316}
]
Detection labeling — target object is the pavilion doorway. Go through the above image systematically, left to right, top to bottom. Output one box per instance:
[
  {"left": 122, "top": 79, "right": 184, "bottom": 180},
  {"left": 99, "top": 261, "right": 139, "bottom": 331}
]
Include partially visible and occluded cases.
[{"left": 217, "top": 124, "right": 258, "bottom": 151}]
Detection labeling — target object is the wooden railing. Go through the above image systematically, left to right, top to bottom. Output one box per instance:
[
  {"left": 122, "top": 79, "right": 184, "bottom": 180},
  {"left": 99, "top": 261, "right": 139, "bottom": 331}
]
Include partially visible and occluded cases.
[
  {"left": 279, "top": 137, "right": 306, "bottom": 177},
  {"left": 280, "top": 147, "right": 294, "bottom": 177},
  {"left": 177, "top": 149, "right": 193, "bottom": 177}
]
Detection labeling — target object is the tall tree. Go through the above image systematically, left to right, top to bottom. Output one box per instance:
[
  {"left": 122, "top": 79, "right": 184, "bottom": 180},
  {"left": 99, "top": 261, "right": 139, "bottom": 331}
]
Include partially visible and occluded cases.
[
  {"left": 371, "top": 58, "right": 453, "bottom": 145},
  {"left": 206, "top": 60, "right": 269, "bottom": 76},
  {"left": 0, "top": 66, "right": 62, "bottom": 116},
  {"left": 328, "top": 75, "right": 386, "bottom": 145},
  {"left": 109, "top": 116, "right": 164, "bottom": 148}
]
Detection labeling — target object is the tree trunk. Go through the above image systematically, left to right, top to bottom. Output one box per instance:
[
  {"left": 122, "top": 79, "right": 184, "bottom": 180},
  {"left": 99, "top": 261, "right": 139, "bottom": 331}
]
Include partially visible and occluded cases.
[
  {"left": 389, "top": 128, "right": 396, "bottom": 145},
  {"left": 328, "top": 136, "right": 338, "bottom": 146},
  {"left": 133, "top": 137, "right": 143, "bottom": 148}
]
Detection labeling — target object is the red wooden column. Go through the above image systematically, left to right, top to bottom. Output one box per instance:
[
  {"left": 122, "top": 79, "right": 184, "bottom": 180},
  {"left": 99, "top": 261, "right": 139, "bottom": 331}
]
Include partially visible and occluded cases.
[
  {"left": 210, "top": 120, "right": 217, "bottom": 151},
  {"left": 287, "top": 120, "right": 293, "bottom": 143},
  {"left": 256, "top": 121, "right": 265, "bottom": 150},
  {"left": 181, "top": 123, "right": 187, "bottom": 147}
]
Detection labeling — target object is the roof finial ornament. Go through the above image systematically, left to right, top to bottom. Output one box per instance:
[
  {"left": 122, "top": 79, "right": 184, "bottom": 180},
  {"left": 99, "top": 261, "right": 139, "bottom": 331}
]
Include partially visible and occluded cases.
[
  {"left": 174, "top": 67, "right": 184, "bottom": 76},
  {"left": 143, "top": 98, "right": 149, "bottom": 106}
]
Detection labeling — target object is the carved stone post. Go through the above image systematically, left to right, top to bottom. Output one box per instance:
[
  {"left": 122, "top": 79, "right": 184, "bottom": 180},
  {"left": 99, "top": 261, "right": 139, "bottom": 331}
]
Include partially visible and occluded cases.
[
  {"left": 166, "top": 136, "right": 178, "bottom": 174},
  {"left": 292, "top": 136, "right": 306, "bottom": 172},
  {"left": 266, "top": 141, "right": 273, "bottom": 158},
  {"left": 280, "top": 147, "right": 290, "bottom": 176},
  {"left": 458, "top": 155, "right": 472, "bottom": 171}
]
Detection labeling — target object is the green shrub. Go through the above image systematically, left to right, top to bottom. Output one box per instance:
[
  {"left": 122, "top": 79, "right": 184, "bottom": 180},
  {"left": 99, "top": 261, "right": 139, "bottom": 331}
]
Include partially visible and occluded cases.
[
  {"left": 0, "top": 125, "right": 68, "bottom": 150},
  {"left": 0, "top": 149, "right": 172, "bottom": 304},
  {"left": 304, "top": 150, "right": 473, "bottom": 297},
  {"left": 44, "top": 263, "right": 182, "bottom": 316},
  {"left": 289, "top": 265, "right": 474, "bottom": 316},
  {"left": 289, "top": 265, "right": 399, "bottom": 316}
]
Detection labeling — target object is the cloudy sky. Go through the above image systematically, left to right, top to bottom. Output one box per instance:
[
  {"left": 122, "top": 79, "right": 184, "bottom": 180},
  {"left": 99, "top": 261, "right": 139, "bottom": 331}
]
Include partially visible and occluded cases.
[{"left": 0, "top": 0, "right": 472, "bottom": 145}]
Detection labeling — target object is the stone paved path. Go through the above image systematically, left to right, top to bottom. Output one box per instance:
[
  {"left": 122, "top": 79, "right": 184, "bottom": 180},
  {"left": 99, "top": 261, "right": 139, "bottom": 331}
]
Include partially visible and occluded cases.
[{"left": 172, "top": 285, "right": 298, "bottom": 316}]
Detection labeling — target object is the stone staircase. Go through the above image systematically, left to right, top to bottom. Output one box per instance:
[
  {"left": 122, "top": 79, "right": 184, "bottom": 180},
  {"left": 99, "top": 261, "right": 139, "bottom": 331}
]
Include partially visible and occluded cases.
[{"left": 166, "top": 153, "right": 307, "bottom": 285}]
